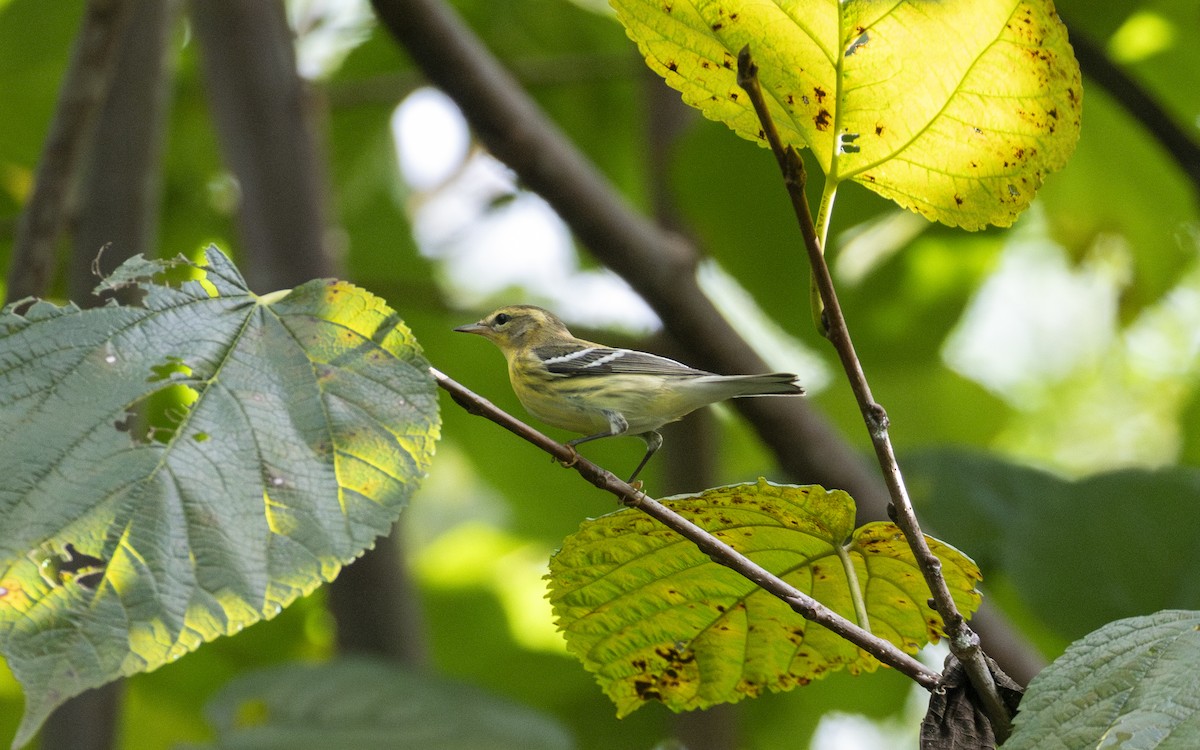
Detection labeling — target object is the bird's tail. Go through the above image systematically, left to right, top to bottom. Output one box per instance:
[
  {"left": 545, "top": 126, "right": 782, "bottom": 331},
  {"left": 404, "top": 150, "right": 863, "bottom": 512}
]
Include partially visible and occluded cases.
[{"left": 705, "top": 372, "right": 805, "bottom": 397}]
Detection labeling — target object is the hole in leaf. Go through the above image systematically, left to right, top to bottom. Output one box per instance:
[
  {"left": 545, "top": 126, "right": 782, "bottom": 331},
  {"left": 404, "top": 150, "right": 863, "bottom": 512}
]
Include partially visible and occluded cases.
[
  {"left": 845, "top": 31, "right": 869, "bottom": 56},
  {"left": 838, "top": 132, "right": 861, "bottom": 153},
  {"left": 152, "top": 261, "right": 210, "bottom": 290},
  {"left": 148, "top": 356, "right": 193, "bottom": 383},
  {"left": 114, "top": 383, "right": 200, "bottom": 445},
  {"left": 29, "top": 543, "right": 108, "bottom": 588}
]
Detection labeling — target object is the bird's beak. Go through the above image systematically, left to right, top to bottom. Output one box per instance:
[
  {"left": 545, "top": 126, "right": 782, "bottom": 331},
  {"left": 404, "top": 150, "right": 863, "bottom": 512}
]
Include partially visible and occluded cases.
[{"left": 453, "top": 321, "right": 489, "bottom": 335}]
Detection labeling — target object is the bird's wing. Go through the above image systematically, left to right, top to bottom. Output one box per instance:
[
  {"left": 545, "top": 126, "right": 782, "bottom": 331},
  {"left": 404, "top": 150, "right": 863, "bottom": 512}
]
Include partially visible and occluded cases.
[{"left": 533, "top": 344, "right": 711, "bottom": 378}]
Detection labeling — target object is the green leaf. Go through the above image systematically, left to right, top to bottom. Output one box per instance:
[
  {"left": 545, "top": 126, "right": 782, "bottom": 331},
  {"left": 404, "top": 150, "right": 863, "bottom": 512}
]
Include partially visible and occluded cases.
[
  {"left": 610, "top": 0, "right": 1082, "bottom": 229},
  {"left": 0, "top": 246, "right": 439, "bottom": 748},
  {"left": 547, "top": 480, "right": 980, "bottom": 716},
  {"left": 1006, "top": 610, "right": 1200, "bottom": 750},
  {"left": 186, "top": 658, "right": 575, "bottom": 750}
]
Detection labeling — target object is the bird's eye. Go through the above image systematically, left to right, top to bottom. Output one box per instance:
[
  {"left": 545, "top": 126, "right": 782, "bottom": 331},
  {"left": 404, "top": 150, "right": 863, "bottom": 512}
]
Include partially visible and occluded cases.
[{"left": 494, "top": 313, "right": 512, "bottom": 326}]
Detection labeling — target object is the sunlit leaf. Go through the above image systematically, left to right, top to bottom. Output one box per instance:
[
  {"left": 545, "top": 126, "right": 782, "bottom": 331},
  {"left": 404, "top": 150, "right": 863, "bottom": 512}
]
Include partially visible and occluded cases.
[
  {"left": 611, "top": 0, "right": 1082, "bottom": 229},
  {"left": 0, "top": 246, "right": 439, "bottom": 747},
  {"left": 547, "top": 480, "right": 980, "bottom": 716},
  {"left": 1006, "top": 610, "right": 1200, "bottom": 749},
  {"left": 188, "top": 658, "right": 575, "bottom": 750}
]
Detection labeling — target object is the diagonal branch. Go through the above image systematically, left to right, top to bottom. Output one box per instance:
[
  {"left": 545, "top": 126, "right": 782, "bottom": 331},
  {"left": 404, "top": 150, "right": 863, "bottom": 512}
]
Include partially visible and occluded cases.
[
  {"left": 735, "top": 47, "right": 1012, "bottom": 742},
  {"left": 431, "top": 366, "right": 941, "bottom": 689}
]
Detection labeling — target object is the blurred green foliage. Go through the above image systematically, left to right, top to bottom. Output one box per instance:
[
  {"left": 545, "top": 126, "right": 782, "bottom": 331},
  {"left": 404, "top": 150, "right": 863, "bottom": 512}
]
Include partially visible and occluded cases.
[{"left": 1, "top": 0, "right": 1198, "bottom": 747}]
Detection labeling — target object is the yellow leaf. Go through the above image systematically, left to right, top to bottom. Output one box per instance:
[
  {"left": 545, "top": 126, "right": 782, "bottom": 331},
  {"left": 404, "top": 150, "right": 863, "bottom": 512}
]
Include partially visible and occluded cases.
[
  {"left": 612, "top": 0, "right": 1082, "bottom": 229},
  {"left": 548, "top": 480, "right": 981, "bottom": 716}
]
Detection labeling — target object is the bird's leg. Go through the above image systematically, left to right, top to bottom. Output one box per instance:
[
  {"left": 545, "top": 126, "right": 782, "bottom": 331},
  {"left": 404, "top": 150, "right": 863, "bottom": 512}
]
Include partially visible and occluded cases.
[
  {"left": 560, "top": 411, "right": 628, "bottom": 469},
  {"left": 626, "top": 430, "right": 663, "bottom": 484}
]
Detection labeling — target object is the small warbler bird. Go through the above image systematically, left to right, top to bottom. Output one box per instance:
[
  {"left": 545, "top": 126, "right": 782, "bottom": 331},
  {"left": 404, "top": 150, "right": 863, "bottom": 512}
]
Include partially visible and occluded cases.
[{"left": 455, "top": 305, "right": 804, "bottom": 482}]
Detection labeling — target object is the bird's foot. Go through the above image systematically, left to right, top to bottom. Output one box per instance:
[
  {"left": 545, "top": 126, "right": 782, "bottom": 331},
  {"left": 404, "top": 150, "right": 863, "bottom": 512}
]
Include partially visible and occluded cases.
[{"left": 557, "top": 445, "right": 580, "bottom": 469}]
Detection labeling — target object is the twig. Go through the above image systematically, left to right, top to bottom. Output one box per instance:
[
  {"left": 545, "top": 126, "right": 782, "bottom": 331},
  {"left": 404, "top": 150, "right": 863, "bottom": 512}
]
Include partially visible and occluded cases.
[
  {"left": 735, "top": 47, "right": 1012, "bottom": 741},
  {"left": 430, "top": 366, "right": 941, "bottom": 689}
]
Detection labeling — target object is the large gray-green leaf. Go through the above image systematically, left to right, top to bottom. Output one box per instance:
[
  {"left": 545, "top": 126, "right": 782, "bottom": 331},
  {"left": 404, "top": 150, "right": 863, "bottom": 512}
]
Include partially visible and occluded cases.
[
  {"left": 0, "top": 246, "right": 439, "bottom": 748},
  {"left": 1006, "top": 610, "right": 1200, "bottom": 749},
  {"left": 186, "top": 658, "right": 574, "bottom": 750}
]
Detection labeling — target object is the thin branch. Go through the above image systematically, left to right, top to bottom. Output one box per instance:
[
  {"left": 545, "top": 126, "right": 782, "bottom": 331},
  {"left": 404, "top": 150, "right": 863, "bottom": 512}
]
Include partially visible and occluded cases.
[
  {"left": 6, "top": 0, "right": 136, "bottom": 302},
  {"left": 368, "top": 0, "right": 1045, "bottom": 687},
  {"left": 735, "top": 48, "right": 1012, "bottom": 741},
  {"left": 431, "top": 366, "right": 942, "bottom": 689}
]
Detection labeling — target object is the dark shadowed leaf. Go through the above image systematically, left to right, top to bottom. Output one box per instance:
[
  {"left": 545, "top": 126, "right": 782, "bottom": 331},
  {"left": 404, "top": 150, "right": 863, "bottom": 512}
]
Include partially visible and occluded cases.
[
  {"left": 920, "top": 654, "right": 1023, "bottom": 750},
  {"left": 185, "top": 658, "right": 574, "bottom": 750}
]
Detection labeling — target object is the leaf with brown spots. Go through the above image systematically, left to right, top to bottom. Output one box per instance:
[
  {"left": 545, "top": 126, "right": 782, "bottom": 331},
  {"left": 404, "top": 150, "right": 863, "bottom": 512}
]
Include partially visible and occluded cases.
[
  {"left": 610, "top": 0, "right": 1081, "bottom": 229},
  {"left": 547, "top": 480, "right": 981, "bottom": 716}
]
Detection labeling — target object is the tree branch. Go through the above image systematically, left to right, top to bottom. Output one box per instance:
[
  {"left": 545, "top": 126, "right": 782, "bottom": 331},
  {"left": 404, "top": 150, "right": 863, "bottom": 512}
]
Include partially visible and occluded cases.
[
  {"left": 6, "top": 0, "right": 136, "bottom": 302},
  {"left": 70, "top": 0, "right": 179, "bottom": 301},
  {"left": 190, "top": 0, "right": 334, "bottom": 292},
  {"left": 368, "top": 0, "right": 1045, "bottom": 687},
  {"left": 42, "top": 4, "right": 179, "bottom": 749},
  {"left": 735, "top": 48, "right": 1011, "bottom": 742},
  {"left": 431, "top": 366, "right": 941, "bottom": 689}
]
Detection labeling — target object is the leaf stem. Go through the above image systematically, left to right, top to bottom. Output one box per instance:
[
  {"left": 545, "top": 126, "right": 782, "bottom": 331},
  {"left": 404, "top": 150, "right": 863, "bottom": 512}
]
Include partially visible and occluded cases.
[
  {"left": 735, "top": 46, "right": 1012, "bottom": 741},
  {"left": 809, "top": 178, "right": 839, "bottom": 328},
  {"left": 814, "top": 178, "right": 838, "bottom": 257},
  {"left": 430, "top": 366, "right": 941, "bottom": 689},
  {"left": 836, "top": 543, "right": 870, "bottom": 632}
]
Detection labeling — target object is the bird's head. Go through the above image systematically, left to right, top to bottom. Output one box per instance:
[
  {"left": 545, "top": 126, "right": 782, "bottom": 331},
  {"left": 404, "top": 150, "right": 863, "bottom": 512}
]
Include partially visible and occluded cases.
[{"left": 454, "top": 305, "right": 572, "bottom": 352}]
